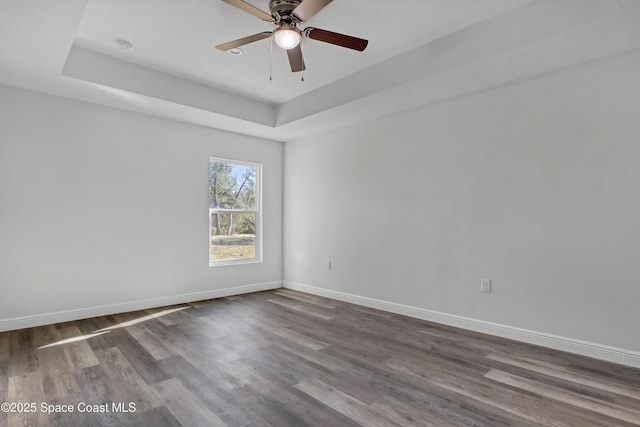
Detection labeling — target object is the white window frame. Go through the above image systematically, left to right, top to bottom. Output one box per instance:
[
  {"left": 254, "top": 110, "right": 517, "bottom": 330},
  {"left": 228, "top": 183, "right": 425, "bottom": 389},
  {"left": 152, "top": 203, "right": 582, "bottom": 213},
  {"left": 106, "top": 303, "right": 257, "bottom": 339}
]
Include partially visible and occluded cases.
[{"left": 209, "top": 157, "right": 262, "bottom": 267}]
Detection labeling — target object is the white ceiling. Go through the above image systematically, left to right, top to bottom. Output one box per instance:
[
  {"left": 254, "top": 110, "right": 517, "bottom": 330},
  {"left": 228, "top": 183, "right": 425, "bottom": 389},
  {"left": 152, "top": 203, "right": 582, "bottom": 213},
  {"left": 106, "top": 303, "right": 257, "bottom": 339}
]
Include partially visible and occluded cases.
[
  {"left": 1, "top": 0, "right": 640, "bottom": 141},
  {"left": 75, "top": 0, "right": 530, "bottom": 104}
]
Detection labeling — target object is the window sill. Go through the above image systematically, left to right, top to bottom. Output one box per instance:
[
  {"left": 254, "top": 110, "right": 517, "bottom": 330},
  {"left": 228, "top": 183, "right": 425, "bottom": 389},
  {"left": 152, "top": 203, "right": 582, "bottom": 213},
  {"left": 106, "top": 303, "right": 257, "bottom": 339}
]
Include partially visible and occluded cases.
[{"left": 210, "top": 258, "right": 263, "bottom": 268}]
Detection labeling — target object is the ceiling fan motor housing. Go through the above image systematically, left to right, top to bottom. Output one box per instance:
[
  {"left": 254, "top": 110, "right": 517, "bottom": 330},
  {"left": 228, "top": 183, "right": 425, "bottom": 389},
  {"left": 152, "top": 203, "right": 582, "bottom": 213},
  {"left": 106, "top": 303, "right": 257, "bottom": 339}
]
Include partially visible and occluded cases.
[{"left": 269, "top": 0, "right": 303, "bottom": 22}]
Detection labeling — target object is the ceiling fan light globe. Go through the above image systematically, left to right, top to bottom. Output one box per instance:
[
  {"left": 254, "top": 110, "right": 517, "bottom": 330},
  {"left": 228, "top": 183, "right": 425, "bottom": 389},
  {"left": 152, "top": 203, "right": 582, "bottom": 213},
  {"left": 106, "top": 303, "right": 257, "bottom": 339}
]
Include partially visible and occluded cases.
[{"left": 274, "top": 28, "right": 301, "bottom": 50}]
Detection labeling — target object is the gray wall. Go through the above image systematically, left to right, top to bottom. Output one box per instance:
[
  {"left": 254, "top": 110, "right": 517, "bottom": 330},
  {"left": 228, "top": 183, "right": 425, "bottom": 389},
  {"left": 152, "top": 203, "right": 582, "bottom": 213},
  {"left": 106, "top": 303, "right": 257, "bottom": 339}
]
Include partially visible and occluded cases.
[
  {"left": 2, "top": 49, "right": 639, "bottom": 355},
  {"left": 284, "top": 51, "right": 640, "bottom": 352},
  {"left": 0, "top": 85, "right": 283, "bottom": 322}
]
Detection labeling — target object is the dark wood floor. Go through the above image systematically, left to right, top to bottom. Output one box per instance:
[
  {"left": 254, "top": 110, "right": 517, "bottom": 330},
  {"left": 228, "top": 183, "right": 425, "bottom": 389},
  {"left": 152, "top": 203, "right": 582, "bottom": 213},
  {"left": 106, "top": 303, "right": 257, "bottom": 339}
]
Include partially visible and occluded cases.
[{"left": 1, "top": 289, "right": 640, "bottom": 426}]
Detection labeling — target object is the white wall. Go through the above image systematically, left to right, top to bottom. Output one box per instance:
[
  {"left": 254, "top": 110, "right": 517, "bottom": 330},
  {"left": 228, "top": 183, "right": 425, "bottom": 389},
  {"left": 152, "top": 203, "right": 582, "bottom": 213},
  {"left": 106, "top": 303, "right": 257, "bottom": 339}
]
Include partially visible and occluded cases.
[
  {"left": 284, "top": 51, "right": 640, "bottom": 353},
  {"left": 0, "top": 85, "right": 283, "bottom": 326}
]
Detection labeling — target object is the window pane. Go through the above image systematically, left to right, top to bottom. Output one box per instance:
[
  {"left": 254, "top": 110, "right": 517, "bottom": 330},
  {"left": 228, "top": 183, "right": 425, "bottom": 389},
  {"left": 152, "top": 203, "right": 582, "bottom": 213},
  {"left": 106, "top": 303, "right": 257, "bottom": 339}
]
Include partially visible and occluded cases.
[
  {"left": 209, "top": 161, "right": 257, "bottom": 210},
  {"left": 211, "top": 212, "right": 256, "bottom": 261}
]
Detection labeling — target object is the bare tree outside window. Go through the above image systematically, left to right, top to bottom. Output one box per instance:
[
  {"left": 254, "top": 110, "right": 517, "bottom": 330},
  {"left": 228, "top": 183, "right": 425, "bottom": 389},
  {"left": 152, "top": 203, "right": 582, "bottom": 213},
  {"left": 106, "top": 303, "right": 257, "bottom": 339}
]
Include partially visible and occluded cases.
[{"left": 209, "top": 158, "right": 261, "bottom": 265}]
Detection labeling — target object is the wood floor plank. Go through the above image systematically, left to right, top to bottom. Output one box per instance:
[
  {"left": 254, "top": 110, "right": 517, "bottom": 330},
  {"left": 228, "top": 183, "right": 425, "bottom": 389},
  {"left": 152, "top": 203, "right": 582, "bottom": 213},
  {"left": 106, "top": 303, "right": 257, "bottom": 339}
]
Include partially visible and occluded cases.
[
  {"left": 276, "top": 288, "right": 324, "bottom": 300},
  {"left": 273, "top": 290, "right": 337, "bottom": 309},
  {"left": 267, "top": 298, "right": 334, "bottom": 320},
  {"left": 188, "top": 299, "right": 214, "bottom": 308},
  {"left": 106, "top": 306, "right": 191, "bottom": 330},
  {"left": 148, "top": 306, "right": 193, "bottom": 327},
  {"left": 352, "top": 306, "right": 393, "bottom": 318},
  {"left": 192, "top": 315, "right": 231, "bottom": 340},
  {"left": 74, "top": 316, "right": 120, "bottom": 352},
  {"left": 170, "top": 321, "right": 259, "bottom": 365},
  {"left": 125, "top": 323, "right": 174, "bottom": 361},
  {"left": 31, "top": 324, "right": 61, "bottom": 348},
  {"left": 56, "top": 324, "right": 101, "bottom": 369},
  {"left": 32, "top": 326, "right": 82, "bottom": 401},
  {"left": 151, "top": 326, "right": 242, "bottom": 392},
  {"left": 267, "top": 326, "right": 329, "bottom": 351},
  {"left": 417, "top": 326, "right": 507, "bottom": 355},
  {"left": 8, "top": 329, "right": 38, "bottom": 377},
  {"left": 111, "top": 329, "right": 171, "bottom": 385},
  {"left": 0, "top": 332, "right": 11, "bottom": 362},
  {"left": 319, "top": 338, "right": 557, "bottom": 426},
  {"left": 262, "top": 344, "right": 383, "bottom": 405},
  {"left": 37, "top": 346, "right": 80, "bottom": 400},
  {"left": 94, "top": 347, "right": 163, "bottom": 412},
  {"left": 394, "top": 352, "right": 622, "bottom": 427},
  {"left": 487, "top": 352, "right": 640, "bottom": 400},
  {"left": 158, "top": 354, "right": 258, "bottom": 426},
  {"left": 564, "top": 354, "right": 640, "bottom": 389},
  {"left": 385, "top": 357, "right": 568, "bottom": 427},
  {"left": 0, "top": 360, "right": 7, "bottom": 400},
  {"left": 228, "top": 360, "right": 360, "bottom": 427},
  {"left": 73, "top": 364, "right": 131, "bottom": 426},
  {"left": 486, "top": 369, "right": 640, "bottom": 425},
  {"left": 7, "top": 371, "right": 48, "bottom": 426},
  {"left": 295, "top": 377, "right": 396, "bottom": 427},
  {"left": 151, "top": 378, "right": 227, "bottom": 427},
  {"left": 617, "top": 395, "right": 640, "bottom": 412},
  {"left": 369, "top": 396, "right": 458, "bottom": 427},
  {"left": 129, "top": 406, "right": 183, "bottom": 427},
  {"left": 242, "top": 417, "right": 274, "bottom": 427}
]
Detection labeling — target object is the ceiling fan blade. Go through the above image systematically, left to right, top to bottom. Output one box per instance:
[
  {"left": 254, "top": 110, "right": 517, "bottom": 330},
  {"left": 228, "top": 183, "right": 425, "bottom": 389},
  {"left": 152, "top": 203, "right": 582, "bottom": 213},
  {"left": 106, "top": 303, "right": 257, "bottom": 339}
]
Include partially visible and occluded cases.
[
  {"left": 222, "top": 0, "right": 273, "bottom": 21},
  {"left": 292, "top": 0, "right": 333, "bottom": 22},
  {"left": 306, "top": 27, "right": 368, "bottom": 51},
  {"left": 215, "top": 32, "right": 272, "bottom": 51},
  {"left": 287, "top": 45, "right": 305, "bottom": 72}
]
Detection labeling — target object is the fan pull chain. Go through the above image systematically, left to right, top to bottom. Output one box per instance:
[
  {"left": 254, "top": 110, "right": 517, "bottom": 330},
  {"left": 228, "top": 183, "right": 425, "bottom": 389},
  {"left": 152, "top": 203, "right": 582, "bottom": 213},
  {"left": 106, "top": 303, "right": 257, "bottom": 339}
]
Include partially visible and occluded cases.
[
  {"left": 269, "top": 36, "right": 274, "bottom": 81},
  {"left": 300, "top": 38, "right": 305, "bottom": 82}
]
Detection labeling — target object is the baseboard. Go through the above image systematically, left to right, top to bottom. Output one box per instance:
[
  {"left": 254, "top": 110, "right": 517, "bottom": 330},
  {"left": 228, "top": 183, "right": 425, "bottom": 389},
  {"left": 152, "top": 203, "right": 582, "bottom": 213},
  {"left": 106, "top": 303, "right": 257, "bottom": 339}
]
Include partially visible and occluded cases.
[
  {"left": 0, "top": 281, "right": 282, "bottom": 332},
  {"left": 283, "top": 281, "right": 640, "bottom": 368},
  {"left": 624, "top": 352, "right": 640, "bottom": 368}
]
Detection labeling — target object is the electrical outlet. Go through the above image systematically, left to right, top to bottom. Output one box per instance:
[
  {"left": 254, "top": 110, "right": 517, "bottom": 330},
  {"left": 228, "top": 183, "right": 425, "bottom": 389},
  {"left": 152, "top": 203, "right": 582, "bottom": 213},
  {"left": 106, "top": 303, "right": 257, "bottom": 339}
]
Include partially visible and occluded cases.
[
  {"left": 325, "top": 259, "right": 332, "bottom": 270},
  {"left": 481, "top": 279, "right": 492, "bottom": 293}
]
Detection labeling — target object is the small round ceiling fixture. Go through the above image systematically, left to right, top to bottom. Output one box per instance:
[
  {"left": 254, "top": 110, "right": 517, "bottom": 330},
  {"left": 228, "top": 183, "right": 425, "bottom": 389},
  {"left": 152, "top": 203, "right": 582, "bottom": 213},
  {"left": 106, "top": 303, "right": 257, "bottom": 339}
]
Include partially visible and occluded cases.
[
  {"left": 116, "top": 39, "right": 133, "bottom": 51},
  {"left": 228, "top": 48, "right": 243, "bottom": 56}
]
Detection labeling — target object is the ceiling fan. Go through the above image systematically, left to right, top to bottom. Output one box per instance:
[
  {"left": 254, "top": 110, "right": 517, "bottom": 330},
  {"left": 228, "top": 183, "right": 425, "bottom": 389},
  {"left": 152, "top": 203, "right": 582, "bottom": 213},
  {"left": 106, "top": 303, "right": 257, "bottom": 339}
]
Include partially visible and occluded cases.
[{"left": 215, "top": 0, "right": 368, "bottom": 73}]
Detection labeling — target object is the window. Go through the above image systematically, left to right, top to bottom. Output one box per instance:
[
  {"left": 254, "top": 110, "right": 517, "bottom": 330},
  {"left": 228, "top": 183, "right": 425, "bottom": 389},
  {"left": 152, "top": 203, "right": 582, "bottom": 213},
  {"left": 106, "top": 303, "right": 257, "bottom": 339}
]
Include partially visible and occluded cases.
[{"left": 209, "top": 158, "right": 261, "bottom": 266}]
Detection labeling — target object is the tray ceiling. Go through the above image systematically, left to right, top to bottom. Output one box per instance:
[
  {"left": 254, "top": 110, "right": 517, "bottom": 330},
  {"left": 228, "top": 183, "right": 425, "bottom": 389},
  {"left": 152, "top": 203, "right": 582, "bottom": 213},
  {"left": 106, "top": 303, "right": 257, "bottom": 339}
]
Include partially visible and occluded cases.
[
  {"left": 1, "top": 0, "right": 639, "bottom": 141},
  {"left": 74, "top": 0, "right": 530, "bottom": 104}
]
